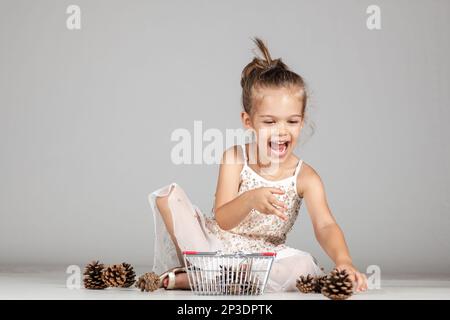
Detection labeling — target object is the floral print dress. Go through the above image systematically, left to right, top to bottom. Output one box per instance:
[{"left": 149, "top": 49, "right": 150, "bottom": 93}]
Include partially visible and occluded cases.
[{"left": 148, "top": 143, "right": 325, "bottom": 292}]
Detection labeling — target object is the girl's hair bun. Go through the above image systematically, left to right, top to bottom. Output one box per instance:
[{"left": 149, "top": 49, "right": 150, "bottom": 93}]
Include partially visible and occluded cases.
[
  {"left": 240, "top": 37, "right": 307, "bottom": 115},
  {"left": 240, "top": 37, "right": 289, "bottom": 88}
]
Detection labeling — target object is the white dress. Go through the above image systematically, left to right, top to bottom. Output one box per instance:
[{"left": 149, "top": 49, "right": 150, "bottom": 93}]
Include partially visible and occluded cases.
[{"left": 148, "top": 143, "right": 325, "bottom": 292}]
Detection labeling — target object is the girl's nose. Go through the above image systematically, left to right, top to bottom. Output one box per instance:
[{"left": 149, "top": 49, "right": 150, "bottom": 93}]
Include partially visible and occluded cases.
[{"left": 276, "top": 122, "right": 288, "bottom": 135}]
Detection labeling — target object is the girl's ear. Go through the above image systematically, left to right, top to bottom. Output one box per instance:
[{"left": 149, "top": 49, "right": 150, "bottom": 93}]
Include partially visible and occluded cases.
[{"left": 241, "top": 111, "right": 253, "bottom": 129}]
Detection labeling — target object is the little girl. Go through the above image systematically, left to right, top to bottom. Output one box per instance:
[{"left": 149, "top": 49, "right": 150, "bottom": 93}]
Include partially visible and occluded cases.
[{"left": 148, "top": 37, "right": 368, "bottom": 293}]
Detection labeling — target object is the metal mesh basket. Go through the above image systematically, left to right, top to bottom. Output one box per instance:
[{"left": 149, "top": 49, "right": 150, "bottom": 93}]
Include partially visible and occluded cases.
[{"left": 182, "top": 250, "right": 276, "bottom": 295}]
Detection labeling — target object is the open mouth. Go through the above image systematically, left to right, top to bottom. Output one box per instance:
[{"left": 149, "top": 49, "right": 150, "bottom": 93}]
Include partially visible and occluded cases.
[{"left": 268, "top": 140, "right": 290, "bottom": 157}]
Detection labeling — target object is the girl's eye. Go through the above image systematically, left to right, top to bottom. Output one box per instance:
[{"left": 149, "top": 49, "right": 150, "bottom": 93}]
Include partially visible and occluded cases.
[{"left": 262, "top": 120, "right": 299, "bottom": 124}]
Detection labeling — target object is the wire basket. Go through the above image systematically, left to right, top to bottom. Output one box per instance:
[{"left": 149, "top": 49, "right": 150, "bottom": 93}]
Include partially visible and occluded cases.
[{"left": 182, "top": 250, "right": 276, "bottom": 296}]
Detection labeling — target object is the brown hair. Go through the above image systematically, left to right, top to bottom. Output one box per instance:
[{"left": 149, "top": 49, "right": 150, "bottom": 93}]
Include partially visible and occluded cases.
[{"left": 240, "top": 37, "right": 308, "bottom": 116}]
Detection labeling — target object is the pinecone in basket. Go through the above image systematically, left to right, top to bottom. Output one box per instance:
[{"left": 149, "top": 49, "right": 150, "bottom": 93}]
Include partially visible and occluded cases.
[
  {"left": 83, "top": 260, "right": 108, "bottom": 289},
  {"left": 120, "top": 262, "right": 136, "bottom": 288},
  {"left": 101, "top": 264, "right": 127, "bottom": 287},
  {"left": 187, "top": 264, "right": 202, "bottom": 272},
  {"left": 215, "top": 264, "right": 257, "bottom": 295},
  {"left": 215, "top": 265, "right": 246, "bottom": 295},
  {"left": 217, "top": 265, "right": 248, "bottom": 284},
  {"left": 217, "top": 265, "right": 237, "bottom": 283},
  {"left": 321, "top": 268, "right": 354, "bottom": 300},
  {"left": 135, "top": 272, "right": 161, "bottom": 292},
  {"left": 296, "top": 274, "right": 317, "bottom": 294},
  {"left": 241, "top": 279, "right": 261, "bottom": 295},
  {"left": 228, "top": 283, "right": 242, "bottom": 295}
]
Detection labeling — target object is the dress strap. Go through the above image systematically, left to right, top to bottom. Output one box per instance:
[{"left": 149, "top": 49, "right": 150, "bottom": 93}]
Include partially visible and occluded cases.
[
  {"left": 240, "top": 144, "right": 248, "bottom": 166},
  {"left": 293, "top": 158, "right": 303, "bottom": 198},
  {"left": 293, "top": 158, "right": 303, "bottom": 177}
]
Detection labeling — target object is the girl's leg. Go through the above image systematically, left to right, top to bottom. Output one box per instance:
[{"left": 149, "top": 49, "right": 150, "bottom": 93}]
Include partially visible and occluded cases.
[
  {"left": 149, "top": 183, "right": 221, "bottom": 288},
  {"left": 154, "top": 183, "right": 212, "bottom": 257},
  {"left": 155, "top": 194, "right": 184, "bottom": 265}
]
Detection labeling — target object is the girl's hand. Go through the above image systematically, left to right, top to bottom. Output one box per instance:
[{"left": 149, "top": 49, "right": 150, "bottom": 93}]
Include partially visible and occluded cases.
[
  {"left": 246, "top": 187, "right": 288, "bottom": 221},
  {"left": 335, "top": 263, "right": 368, "bottom": 292}
]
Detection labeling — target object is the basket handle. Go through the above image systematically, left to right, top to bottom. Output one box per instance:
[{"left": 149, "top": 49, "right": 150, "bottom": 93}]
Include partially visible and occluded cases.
[
  {"left": 183, "top": 250, "right": 277, "bottom": 256},
  {"left": 182, "top": 251, "right": 218, "bottom": 255},
  {"left": 260, "top": 252, "right": 277, "bottom": 256}
]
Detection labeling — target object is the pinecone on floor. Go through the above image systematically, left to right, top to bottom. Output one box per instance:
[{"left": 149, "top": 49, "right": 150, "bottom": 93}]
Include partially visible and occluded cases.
[
  {"left": 83, "top": 260, "right": 107, "bottom": 289},
  {"left": 120, "top": 262, "right": 136, "bottom": 288},
  {"left": 101, "top": 264, "right": 127, "bottom": 287},
  {"left": 321, "top": 268, "right": 354, "bottom": 300},
  {"left": 135, "top": 272, "right": 161, "bottom": 292},
  {"left": 296, "top": 274, "right": 317, "bottom": 294},
  {"left": 315, "top": 275, "right": 328, "bottom": 293}
]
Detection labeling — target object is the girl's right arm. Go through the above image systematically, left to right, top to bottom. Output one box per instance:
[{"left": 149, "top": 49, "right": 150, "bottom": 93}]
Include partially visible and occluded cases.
[{"left": 213, "top": 146, "right": 288, "bottom": 231}]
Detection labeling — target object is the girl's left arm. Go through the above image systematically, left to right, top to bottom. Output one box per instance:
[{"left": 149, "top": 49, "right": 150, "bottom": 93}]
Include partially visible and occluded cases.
[{"left": 298, "top": 163, "right": 368, "bottom": 292}]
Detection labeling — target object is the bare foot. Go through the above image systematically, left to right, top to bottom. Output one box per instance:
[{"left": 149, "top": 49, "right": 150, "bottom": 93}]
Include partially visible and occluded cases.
[{"left": 162, "top": 272, "right": 190, "bottom": 290}]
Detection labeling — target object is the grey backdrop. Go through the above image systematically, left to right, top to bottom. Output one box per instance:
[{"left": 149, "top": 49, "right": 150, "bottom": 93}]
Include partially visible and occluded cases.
[{"left": 1, "top": 0, "right": 449, "bottom": 276}]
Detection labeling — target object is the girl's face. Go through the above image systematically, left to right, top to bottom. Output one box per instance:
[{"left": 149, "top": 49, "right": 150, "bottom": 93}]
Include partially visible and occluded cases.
[{"left": 241, "top": 86, "right": 304, "bottom": 165}]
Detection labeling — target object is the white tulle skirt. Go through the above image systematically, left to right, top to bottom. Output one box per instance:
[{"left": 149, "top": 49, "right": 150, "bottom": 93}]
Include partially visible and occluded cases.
[{"left": 148, "top": 182, "right": 325, "bottom": 293}]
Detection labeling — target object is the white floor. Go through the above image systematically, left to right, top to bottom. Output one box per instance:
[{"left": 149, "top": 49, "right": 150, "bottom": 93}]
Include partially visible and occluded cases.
[{"left": 0, "top": 266, "right": 449, "bottom": 300}]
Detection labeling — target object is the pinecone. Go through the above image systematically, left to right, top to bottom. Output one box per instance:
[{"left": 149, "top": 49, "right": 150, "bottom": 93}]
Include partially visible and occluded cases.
[
  {"left": 83, "top": 260, "right": 107, "bottom": 289},
  {"left": 120, "top": 262, "right": 136, "bottom": 288},
  {"left": 101, "top": 264, "right": 127, "bottom": 287},
  {"left": 215, "top": 265, "right": 261, "bottom": 295},
  {"left": 216, "top": 265, "right": 248, "bottom": 284},
  {"left": 217, "top": 265, "right": 237, "bottom": 283},
  {"left": 216, "top": 266, "right": 237, "bottom": 294},
  {"left": 321, "top": 268, "right": 354, "bottom": 300},
  {"left": 135, "top": 272, "right": 161, "bottom": 292},
  {"left": 296, "top": 272, "right": 329, "bottom": 294},
  {"left": 296, "top": 274, "right": 317, "bottom": 294},
  {"left": 315, "top": 275, "right": 327, "bottom": 293},
  {"left": 241, "top": 279, "right": 261, "bottom": 295},
  {"left": 228, "top": 283, "right": 242, "bottom": 295}
]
